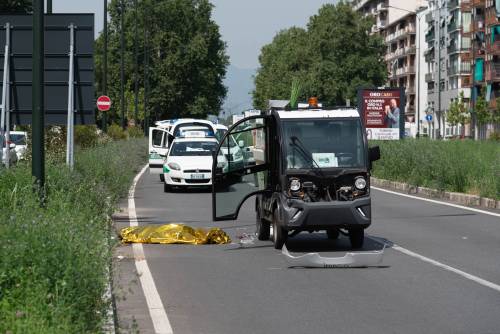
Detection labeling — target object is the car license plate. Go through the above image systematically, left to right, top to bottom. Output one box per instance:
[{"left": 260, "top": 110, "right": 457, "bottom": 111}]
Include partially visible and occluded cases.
[{"left": 190, "top": 174, "right": 204, "bottom": 179}]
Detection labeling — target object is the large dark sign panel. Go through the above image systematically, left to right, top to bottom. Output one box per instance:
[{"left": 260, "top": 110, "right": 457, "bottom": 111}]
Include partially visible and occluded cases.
[
  {"left": 0, "top": 14, "right": 94, "bottom": 125},
  {"left": 358, "top": 88, "right": 405, "bottom": 140}
]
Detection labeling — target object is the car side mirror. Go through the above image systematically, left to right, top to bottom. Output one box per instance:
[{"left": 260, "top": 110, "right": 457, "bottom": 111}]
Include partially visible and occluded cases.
[
  {"left": 238, "top": 140, "right": 245, "bottom": 148},
  {"left": 9, "top": 143, "right": 16, "bottom": 149},
  {"left": 369, "top": 146, "right": 380, "bottom": 162}
]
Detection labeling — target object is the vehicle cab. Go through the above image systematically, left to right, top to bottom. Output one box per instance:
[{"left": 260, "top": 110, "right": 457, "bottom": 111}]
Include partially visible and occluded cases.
[{"left": 211, "top": 104, "right": 380, "bottom": 249}]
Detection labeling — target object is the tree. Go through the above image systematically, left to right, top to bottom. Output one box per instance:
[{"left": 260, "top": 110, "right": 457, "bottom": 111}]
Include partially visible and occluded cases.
[
  {"left": 0, "top": 0, "right": 32, "bottom": 13},
  {"left": 95, "top": 0, "right": 228, "bottom": 125},
  {"left": 253, "top": 1, "right": 387, "bottom": 110},
  {"left": 474, "top": 89, "right": 490, "bottom": 126},
  {"left": 447, "top": 91, "right": 470, "bottom": 137}
]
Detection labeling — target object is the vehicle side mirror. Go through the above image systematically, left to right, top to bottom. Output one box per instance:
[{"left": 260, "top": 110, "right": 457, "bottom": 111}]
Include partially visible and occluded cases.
[
  {"left": 238, "top": 140, "right": 245, "bottom": 148},
  {"left": 9, "top": 143, "right": 16, "bottom": 149},
  {"left": 369, "top": 146, "right": 380, "bottom": 162}
]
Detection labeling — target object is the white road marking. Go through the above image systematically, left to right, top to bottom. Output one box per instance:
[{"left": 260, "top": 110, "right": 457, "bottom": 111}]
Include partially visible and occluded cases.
[
  {"left": 129, "top": 165, "right": 173, "bottom": 334},
  {"left": 372, "top": 186, "right": 500, "bottom": 218},
  {"left": 390, "top": 243, "right": 500, "bottom": 293}
]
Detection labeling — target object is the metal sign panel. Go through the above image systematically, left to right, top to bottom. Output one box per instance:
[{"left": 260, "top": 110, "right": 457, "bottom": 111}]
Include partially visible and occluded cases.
[{"left": 0, "top": 14, "right": 94, "bottom": 125}]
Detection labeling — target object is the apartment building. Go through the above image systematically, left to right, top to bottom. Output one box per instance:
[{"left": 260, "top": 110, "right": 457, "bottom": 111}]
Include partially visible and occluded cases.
[{"left": 353, "top": 0, "right": 428, "bottom": 136}]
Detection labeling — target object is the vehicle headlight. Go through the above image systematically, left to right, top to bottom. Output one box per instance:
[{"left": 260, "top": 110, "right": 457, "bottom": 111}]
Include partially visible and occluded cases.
[
  {"left": 168, "top": 162, "right": 181, "bottom": 171},
  {"left": 354, "top": 177, "right": 367, "bottom": 190},
  {"left": 290, "top": 179, "right": 301, "bottom": 192}
]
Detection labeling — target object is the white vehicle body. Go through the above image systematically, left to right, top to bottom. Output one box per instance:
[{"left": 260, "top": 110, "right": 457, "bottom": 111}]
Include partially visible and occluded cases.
[
  {"left": 9, "top": 131, "right": 27, "bottom": 160},
  {"left": 1, "top": 134, "right": 18, "bottom": 166},
  {"left": 163, "top": 137, "right": 218, "bottom": 188}
]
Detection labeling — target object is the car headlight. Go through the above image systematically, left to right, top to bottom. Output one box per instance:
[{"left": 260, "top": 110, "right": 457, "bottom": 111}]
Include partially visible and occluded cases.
[
  {"left": 168, "top": 162, "right": 181, "bottom": 171},
  {"left": 354, "top": 177, "right": 367, "bottom": 190},
  {"left": 290, "top": 179, "right": 301, "bottom": 192}
]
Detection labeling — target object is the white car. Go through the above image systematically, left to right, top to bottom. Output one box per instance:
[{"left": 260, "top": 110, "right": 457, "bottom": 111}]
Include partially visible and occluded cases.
[
  {"left": 9, "top": 131, "right": 27, "bottom": 160},
  {"left": 163, "top": 137, "right": 218, "bottom": 192}
]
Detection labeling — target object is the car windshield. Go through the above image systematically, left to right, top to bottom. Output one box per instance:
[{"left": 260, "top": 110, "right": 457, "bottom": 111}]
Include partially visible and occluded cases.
[
  {"left": 282, "top": 119, "right": 365, "bottom": 169},
  {"left": 174, "top": 123, "right": 214, "bottom": 137},
  {"left": 215, "top": 129, "right": 227, "bottom": 142},
  {"left": 9, "top": 134, "right": 26, "bottom": 145},
  {"left": 170, "top": 141, "right": 217, "bottom": 156}
]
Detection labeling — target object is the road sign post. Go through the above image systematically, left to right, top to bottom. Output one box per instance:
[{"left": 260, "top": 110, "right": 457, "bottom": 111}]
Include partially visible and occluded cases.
[{"left": 66, "top": 23, "right": 75, "bottom": 170}]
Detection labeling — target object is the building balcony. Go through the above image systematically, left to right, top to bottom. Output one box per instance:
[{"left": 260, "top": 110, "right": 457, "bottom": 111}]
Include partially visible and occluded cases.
[
  {"left": 471, "top": 0, "right": 484, "bottom": 6},
  {"left": 485, "top": 8, "right": 500, "bottom": 26},
  {"left": 447, "top": 21, "right": 460, "bottom": 32},
  {"left": 384, "top": 25, "right": 416, "bottom": 43},
  {"left": 425, "top": 31, "right": 435, "bottom": 43},
  {"left": 487, "top": 40, "right": 500, "bottom": 54},
  {"left": 461, "top": 50, "right": 473, "bottom": 62},
  {"left": 485, "top": 62, "right": 500, "bottom": 81},
  {"left": 449, "top": 63, "right": 472, "bottom": 76},
  {"left": 425, "top": 72, "right": 435, "bottom": 82},
  {"left": 462, "top": 75, "right": 472, "bottom": 87},
  {"left": 406, "top": 86, "right": 416, "bottom": 95}
]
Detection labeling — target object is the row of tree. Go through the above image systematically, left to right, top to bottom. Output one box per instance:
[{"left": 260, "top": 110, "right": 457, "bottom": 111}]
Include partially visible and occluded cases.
[
  {"left": 1, "top": 0, "right": 229, "bottom": 127},
  {"left": 253, "top": 2, "right": 387, "bottom": 110}
]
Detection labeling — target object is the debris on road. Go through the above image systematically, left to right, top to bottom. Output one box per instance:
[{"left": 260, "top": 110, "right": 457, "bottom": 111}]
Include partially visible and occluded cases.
[
  {"left": 120, "top": 223, "right": 231, "bottom": 245},
  {"left": 237, "top": 233, "right": 256, "bottom": 247},
  {"left": 282, "top": 244, "right": 385, "bottom": 268}
]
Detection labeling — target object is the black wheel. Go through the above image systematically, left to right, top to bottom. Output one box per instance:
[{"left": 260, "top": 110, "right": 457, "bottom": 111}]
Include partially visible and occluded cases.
[
  {"left": 160, "top": 174, "right": 165, "bottom": 182},
  {"left": 163, "top": 182, "right": 170, "bottom": 193},
  {"left": 256, "top": 201, "right": 270, "bottom": 241},
  {"left": 272, "top": 208, "right": 287, "bottom": 249},
  {"left": 348, "top": 228, "right": 364, "bottom": 249},
  {"left": 326, "top": 229, "right": 340, "bottom": 240}
]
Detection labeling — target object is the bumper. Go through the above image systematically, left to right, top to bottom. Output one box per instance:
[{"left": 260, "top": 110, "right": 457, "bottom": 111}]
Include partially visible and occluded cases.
[
  {"left": 164, "top": 170, "right": 212, "bottom": 186},
  {"left": 282, "top": 196, "right": 371, "bottom": 230}
]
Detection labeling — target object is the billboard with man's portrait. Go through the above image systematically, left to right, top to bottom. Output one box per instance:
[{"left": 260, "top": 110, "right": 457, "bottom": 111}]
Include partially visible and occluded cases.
[{"left": 358, "top": 88, "right": 405, "bottom": 140}]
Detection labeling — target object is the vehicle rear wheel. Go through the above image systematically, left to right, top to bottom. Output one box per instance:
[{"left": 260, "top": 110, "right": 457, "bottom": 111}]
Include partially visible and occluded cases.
[
  {"left": 160, "top": 174, "right": 165, "bottom": 182},
  {"left": 163, "top": 182, "right": 170, "bottom": 193},
  {"left": 256, "top": 202, "right": 270, "bottom": 241},
  {"left": 272, "top": 208, "right": 287, "bottom": 249},
  {"left": 348, "top": 228, "right": 364, "bottom": 249},
  {"left": 326, "top": 229, "right": 340, "bottom": 240}
]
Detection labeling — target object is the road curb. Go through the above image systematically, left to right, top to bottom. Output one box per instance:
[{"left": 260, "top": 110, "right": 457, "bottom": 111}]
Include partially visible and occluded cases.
[{"left": 371, "top": 177, "right": 499, "bottom": 210}]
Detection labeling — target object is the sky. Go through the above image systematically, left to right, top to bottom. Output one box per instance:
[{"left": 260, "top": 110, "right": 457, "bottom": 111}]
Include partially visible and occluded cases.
[{"left": 51, "top": 0, "right": 337, "bottom": 70}]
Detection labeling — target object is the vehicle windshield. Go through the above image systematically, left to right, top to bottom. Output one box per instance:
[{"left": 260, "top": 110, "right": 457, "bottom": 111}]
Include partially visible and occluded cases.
[
  {"left": 282, "top": 119, "right": 365, "bottom": 169},
  {"left": 173, "top": 123, "right": 214, "bottom": 137},
  {"left": 215, "top": 129, "right": 227, "bottom": 142},
  {"left": 9, "top": 134, "right": 26, "bottom": 145},
  {"left": 170, "top": 141, "right": 217, "bottom": 156}
]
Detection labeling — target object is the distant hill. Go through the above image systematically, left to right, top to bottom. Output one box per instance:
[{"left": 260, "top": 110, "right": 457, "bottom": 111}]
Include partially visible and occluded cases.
[{"left": 221, "top": 65, "right": 256, "bottom": 117}]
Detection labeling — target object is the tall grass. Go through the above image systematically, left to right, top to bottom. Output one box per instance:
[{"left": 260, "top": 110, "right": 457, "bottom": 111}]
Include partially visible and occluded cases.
[
  {"left": 0, "top": 138, "right": 147, "bottom": 333},
  {"left": 371, "top": 139, "right": 500, "bottom": 200}
]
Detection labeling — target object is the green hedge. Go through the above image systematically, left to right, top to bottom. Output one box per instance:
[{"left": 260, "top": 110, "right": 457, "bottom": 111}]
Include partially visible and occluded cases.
[
  {"left": 0, "top": 138, "right": 147, "bottom": 333},
  {"left": 371, "top": 139, "right": 500, "bottom": 200}
]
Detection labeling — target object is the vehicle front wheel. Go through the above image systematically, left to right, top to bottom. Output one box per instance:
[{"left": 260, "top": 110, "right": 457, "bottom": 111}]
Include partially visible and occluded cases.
[
  {"left": 160, "top": 174, "right": 165, "bottom": 182},
  {"left": 163, "top": 183, "right": 170, "bottom": 193},
  {"left": 256, "top": 202, "right": 270, "bottom": 240},
  {"left": 272, "top": 209, "right": 287, "bottom": 249},
  {"left": 348, "top": 228, "right": 364, "bottom": 249},
  {"left": 326, "top": 229, "right": 340, "bottom": 240}
]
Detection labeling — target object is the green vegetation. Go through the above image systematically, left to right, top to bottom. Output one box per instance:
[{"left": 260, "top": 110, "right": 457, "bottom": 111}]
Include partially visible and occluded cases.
[
  {"left": 0, "top": 0, "right": 32, "bottom": 13},
  {"left": 95, "top": 0, "right": 229, "bottom": 125},
  {"left": 253, "top": 1, "right": 387, "bottom": 110},
  {"left": 0, "top": 139, "right": 147, "bottom": 333},
  {"left": 371, "top": 139, "right": 500, "bottom": 200}
]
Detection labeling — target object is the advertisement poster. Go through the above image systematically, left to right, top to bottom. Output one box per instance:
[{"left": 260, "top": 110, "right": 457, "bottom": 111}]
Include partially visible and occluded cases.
[{"left": 358, "top": 89, "right": 404, "bottom": 140}]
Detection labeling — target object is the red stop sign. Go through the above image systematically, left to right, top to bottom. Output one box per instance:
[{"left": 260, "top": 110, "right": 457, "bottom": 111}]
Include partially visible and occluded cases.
[{"left": 96, "top": 95, "right": 112, "bottom": 111}]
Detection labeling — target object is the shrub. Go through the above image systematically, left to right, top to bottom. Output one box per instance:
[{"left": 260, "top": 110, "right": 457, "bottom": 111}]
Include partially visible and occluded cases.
[
  {"left": 107, "top": 124, "right": 127, "bottom": 141},
  {"left": 74, "top": 125, "right": 98, "bottom": 148},
  {"left": 127, "top": 126, "right": 144, "bottom": 138},
  {"left": 489, "top": 131, "right": 500, "bottom": 141},
  {"left": 0, "top": 138, "right": 147, "bottom": 333},
  {"left": 371, "top": 139, "right": 500, "bottom": 199}
]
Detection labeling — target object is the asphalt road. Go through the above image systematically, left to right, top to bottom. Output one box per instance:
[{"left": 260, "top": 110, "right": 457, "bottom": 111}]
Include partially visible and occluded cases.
[{"left": 122, "top": 170, "right": 500, "bottom": 334}]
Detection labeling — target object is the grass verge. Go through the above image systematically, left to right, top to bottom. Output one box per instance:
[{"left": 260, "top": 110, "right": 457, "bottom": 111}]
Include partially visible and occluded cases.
[
  {"left": 0, "top": 138, "right": 147, "bottom": 333},
  {"left": 371, "top": 139, "right": 500, "bottom": 200}
]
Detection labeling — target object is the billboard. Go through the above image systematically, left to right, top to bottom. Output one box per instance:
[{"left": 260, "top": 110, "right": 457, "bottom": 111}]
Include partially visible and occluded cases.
[
  {"left": 0, "top": 14, "right": 95, "bottom": 125},
  {"left": 358, "top": 88, "right": 405, "bottom": 140}
]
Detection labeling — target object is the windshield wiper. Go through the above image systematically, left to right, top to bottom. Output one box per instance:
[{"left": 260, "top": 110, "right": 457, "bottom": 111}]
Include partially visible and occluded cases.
[{"left": 289, "top": 136, "right": 326, "bottom": 178}]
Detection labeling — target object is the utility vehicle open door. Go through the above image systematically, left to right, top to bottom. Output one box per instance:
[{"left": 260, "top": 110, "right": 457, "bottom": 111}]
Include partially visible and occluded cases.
[
  {"left": 212, "top": 115, "right": 271, "bottom": 221},
  {"left": 148, "top": 127, "right": 171, "bottom": 174}
]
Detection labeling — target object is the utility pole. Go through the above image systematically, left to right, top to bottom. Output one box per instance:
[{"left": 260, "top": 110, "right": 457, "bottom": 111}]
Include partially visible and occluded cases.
[
  {"left": 33, "top": 0, "right": 45, "bottom": 192},
  {"left": 102, "top": 0, "right": 108, "bottom": 132},
  {"left": 120, "top": 0, "right": 126, "bottom": 129},
  {"left": 134, "top": 0, "right": 139, "bottom": 125},
  {"left": 436, "top": 0, "right": 442, "bottom": 139},
  {"left": 143, "top": 7, "right": 149, "bottom": 136}
]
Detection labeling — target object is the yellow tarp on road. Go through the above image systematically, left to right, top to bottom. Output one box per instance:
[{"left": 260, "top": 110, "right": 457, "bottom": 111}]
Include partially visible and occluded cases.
[{"left": 120, "top": 223, "right": 231, "bottom": 245}]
